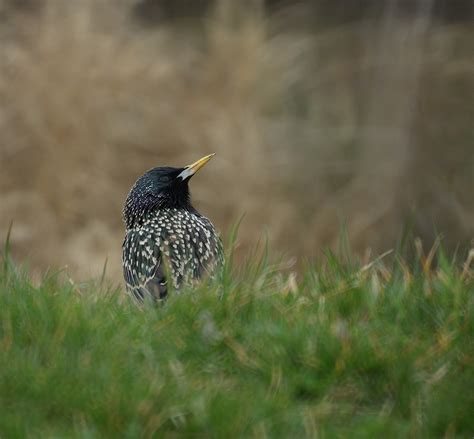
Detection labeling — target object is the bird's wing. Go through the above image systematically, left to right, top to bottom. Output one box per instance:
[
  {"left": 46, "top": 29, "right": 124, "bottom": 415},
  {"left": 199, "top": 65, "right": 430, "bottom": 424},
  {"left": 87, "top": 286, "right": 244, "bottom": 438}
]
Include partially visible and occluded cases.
[
  {"left": 197, "top": 216, "right": 225, "bottom": 276},
  {"left": 122, "top": 229, "right": 167, "bottom": 301}
]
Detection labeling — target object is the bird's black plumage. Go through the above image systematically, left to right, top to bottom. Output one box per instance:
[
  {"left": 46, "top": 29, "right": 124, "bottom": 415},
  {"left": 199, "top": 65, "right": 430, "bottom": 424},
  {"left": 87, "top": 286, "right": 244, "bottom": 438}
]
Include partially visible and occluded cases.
[{"left": 122, "top": 156, "right": 223, "bottom": 301}]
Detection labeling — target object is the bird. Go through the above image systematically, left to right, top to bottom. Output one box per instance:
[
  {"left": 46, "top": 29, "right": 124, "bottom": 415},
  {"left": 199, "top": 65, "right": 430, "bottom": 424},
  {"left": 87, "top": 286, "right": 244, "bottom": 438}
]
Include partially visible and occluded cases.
[{"left": 122, "top": 154, "right": 223, "bottom": 302}]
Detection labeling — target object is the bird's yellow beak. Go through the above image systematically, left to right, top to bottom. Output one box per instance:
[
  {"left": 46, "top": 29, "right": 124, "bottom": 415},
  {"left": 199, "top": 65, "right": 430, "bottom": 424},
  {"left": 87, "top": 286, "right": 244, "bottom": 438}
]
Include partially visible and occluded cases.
[
  {"left": 178, "top": 153, "right": 215, "bottom": 180},
  {"left": 186, "top": 153, "right": 215, "bottom": 174}
]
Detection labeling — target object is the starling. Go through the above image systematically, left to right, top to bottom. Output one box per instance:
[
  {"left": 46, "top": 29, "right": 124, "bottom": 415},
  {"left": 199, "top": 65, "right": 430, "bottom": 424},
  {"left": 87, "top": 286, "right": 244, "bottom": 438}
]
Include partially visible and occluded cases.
[{"left": 122, "top": 154, "right": 223, "bottom": 301}]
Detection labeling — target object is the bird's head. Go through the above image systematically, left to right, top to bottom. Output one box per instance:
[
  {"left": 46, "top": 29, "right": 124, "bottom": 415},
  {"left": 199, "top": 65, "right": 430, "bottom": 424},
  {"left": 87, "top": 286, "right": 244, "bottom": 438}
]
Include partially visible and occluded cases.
[{"left": 123, "top": 154, "right": 215, "bottom": 228}]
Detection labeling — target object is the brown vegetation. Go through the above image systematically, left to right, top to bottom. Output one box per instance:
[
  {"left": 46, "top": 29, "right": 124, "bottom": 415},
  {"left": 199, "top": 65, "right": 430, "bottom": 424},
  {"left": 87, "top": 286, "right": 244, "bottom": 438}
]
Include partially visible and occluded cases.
[{"left": 0, "top": 0, "right": 473, "bottom": 281}]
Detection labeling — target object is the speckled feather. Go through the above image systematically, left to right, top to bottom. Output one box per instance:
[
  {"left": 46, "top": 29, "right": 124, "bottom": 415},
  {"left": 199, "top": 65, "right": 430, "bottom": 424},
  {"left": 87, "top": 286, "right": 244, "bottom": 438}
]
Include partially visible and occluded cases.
[{"left": 122, "top": 164, "right": 223, "bottom": 301}]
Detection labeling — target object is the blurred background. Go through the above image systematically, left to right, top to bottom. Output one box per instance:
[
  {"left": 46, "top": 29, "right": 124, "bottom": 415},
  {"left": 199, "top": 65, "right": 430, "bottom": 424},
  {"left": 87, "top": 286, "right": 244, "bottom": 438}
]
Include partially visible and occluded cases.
[{"left": 0, "top": 0, "right": 473, "bottom": 281}]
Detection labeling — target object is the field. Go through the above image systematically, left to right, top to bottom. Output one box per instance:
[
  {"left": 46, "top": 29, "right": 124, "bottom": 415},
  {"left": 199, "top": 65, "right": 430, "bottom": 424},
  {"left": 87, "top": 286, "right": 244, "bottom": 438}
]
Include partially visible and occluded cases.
[
  {"left": 1, "top": 2, "right": 473, "bottom": 437},
  {"left": 1, "top": 233, "right": 473, "bottom": 438}
]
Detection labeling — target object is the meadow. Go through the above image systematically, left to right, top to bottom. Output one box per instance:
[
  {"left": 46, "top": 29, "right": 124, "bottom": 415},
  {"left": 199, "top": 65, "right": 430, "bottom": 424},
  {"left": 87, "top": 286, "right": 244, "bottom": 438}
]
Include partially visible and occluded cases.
[
  {"left": 1, "top": 3, "right": 473, "bottom": 436},
  {"left": 1, "top": 232, "right": 473, "bottom": 437}
]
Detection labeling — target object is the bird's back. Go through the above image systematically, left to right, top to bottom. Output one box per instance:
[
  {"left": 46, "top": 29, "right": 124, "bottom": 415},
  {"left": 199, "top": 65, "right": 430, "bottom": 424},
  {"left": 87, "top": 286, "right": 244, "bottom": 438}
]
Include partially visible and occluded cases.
[{"left": 122, "top": 207, "right": 223, "bottom": 301}]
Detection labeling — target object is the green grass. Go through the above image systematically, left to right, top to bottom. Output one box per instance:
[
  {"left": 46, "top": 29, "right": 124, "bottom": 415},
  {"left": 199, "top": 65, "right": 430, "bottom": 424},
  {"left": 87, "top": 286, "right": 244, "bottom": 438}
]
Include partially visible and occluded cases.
[{"left": 0, "top": 240, "right": 473, "bottom": 438}]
